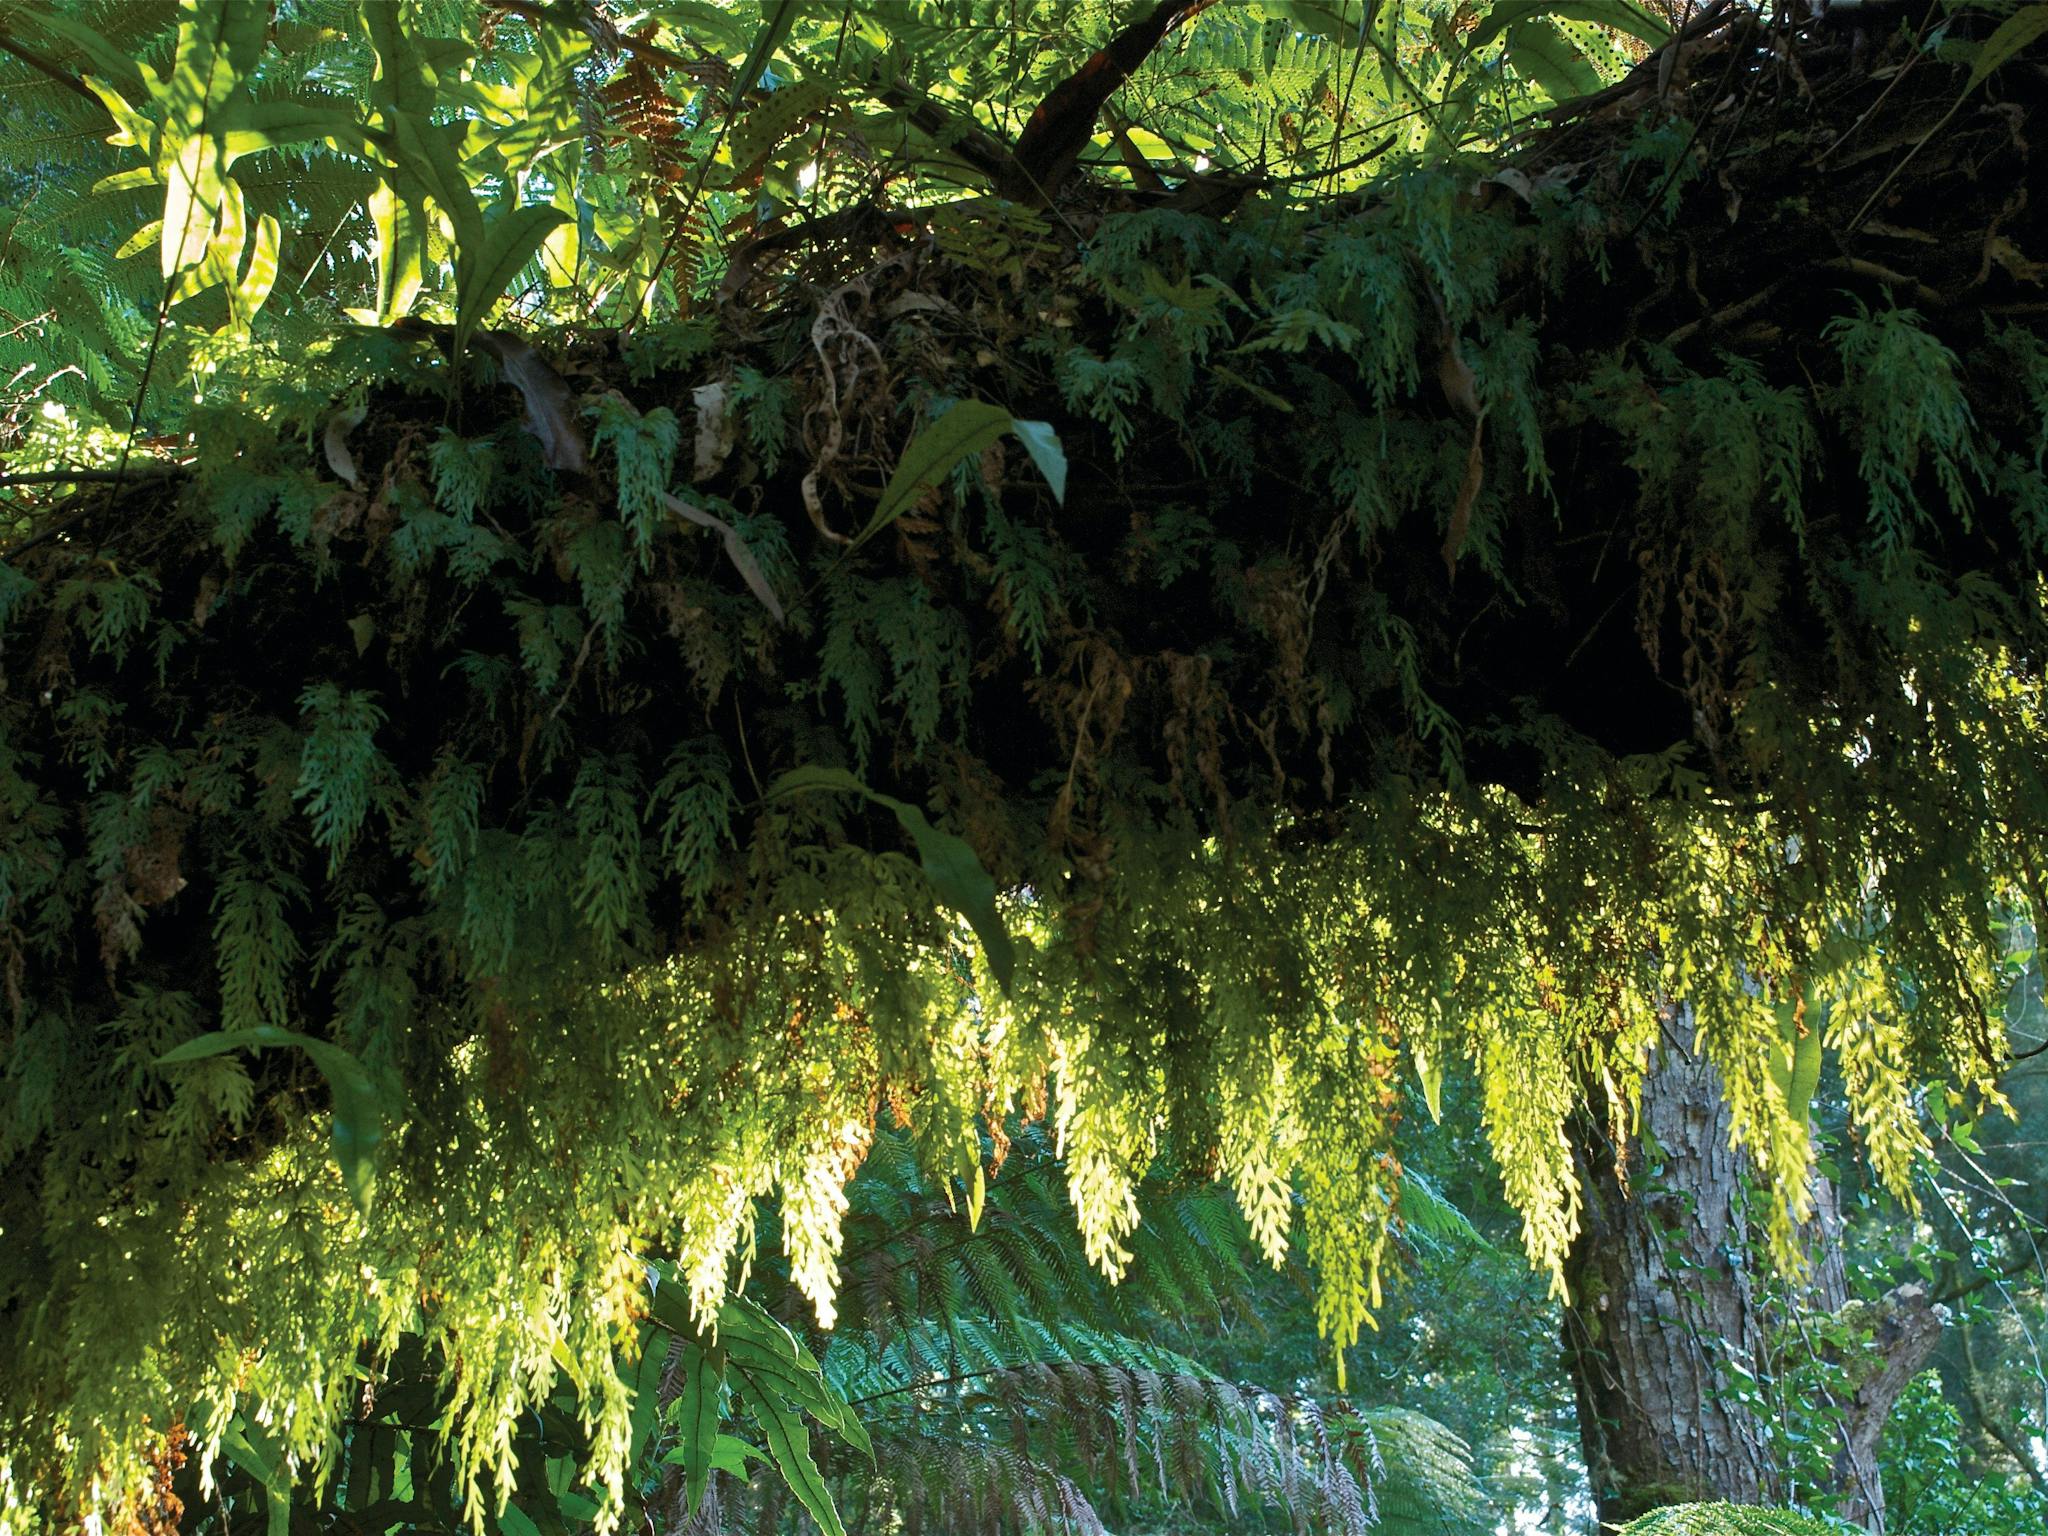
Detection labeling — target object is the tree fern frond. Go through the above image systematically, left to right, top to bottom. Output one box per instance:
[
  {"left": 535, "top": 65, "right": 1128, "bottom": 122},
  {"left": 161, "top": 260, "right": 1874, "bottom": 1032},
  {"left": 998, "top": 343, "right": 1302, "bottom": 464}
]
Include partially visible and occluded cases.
[
  {"left": 767, "top": 1121, "right": 1498, "bottom": 1536},
  {"left": 1396, "top": 1165, "right": 1494, "bottom": 1257},
  {"left": 1358, "top": 1406, "right": 1496, "bottom": 1536},
  {"left": 874, "top": 1427, "right": 1110, "bottom": 1536},
  {"left": 1618, "top": 1505, "right": 1853, "bottom": 1536}
]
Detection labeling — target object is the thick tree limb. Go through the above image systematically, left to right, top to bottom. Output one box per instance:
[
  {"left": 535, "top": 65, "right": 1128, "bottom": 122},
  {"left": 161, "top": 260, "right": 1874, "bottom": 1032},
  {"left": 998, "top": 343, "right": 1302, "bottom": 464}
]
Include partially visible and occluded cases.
[
  {"left": 1007, "top": 0, "right": 1218, "bottom": 199},
  {"left": 872, "top": 81, "right": 1021, "bottom": 189},
  {"left": 0, "top": 467, "right": 184, "bottom": 487},
  {"left": 1831, "top": 1283, "right": 1949, "bottom": 1528},
  {"left": 1962, "top": 1327, "right": 2048, "bottom": 1504}
]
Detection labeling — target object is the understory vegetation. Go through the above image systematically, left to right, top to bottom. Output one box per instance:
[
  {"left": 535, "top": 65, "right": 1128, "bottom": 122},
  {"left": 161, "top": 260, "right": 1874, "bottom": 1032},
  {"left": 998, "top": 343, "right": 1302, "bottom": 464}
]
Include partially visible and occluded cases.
[{"left": 2, "top": 1, "right": 2046, "bottom": 1532}]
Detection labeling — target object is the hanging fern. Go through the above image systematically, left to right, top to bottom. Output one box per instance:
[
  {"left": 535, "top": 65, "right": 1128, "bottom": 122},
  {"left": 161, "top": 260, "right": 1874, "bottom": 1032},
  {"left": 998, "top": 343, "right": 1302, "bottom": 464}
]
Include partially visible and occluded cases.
[
  {"left": 2, "top": 5, "right": 2046, "bottom": 1532},
  {"left": 745, "top": 1126, "right": 1498, "bottom": 1536}
]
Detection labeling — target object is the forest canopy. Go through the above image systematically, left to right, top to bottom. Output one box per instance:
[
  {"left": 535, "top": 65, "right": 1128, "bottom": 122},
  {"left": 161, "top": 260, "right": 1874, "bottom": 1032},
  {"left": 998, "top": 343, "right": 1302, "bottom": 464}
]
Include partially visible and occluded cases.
[{"left": 1, "top": 1, "right": 2046, "bottom": 1530}]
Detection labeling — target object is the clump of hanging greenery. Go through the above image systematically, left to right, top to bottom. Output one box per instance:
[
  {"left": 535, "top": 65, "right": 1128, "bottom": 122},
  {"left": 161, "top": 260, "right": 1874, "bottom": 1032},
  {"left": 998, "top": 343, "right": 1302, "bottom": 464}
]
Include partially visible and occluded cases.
[
  {"left": 1, "top": 1, "right": 2045, "bottom": 1529},
  {"left": 179, "top": 1122, "right": 1508, "bottom": 1534}
]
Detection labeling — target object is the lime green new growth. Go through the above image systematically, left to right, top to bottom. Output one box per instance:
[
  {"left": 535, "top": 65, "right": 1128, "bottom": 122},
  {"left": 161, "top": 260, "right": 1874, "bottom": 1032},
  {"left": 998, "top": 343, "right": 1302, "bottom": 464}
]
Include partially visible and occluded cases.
[{"left": 0, "top": 2, "right": 2044, "bottom": 1533}]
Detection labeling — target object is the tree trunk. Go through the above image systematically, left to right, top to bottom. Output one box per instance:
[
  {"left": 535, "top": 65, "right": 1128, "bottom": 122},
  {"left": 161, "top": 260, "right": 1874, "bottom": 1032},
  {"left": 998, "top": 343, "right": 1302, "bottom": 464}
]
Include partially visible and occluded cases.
[
  {"left": 1561, "top": 1022, "right": 1948, "bottom": 1530},
  {"left": 1562, "top": 1031, "right": 1776, "bottom": 1524}
]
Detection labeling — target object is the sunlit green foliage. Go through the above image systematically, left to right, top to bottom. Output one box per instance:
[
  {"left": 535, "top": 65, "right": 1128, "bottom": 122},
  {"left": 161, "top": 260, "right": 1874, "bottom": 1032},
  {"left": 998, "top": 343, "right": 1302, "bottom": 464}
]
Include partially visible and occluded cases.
[
  {"left": 1, "top": 1, "right": 2045, "bottom": 1532},
  {"left": 169, "top": 1127, "right": 1500, "bottom": 1535},
  {"left": 1876, "top": 1371, "right": 2046, "bottom": 1533},
  {"left": 1614, "top": 1506, "right": 1849, "bottom": 1536}
]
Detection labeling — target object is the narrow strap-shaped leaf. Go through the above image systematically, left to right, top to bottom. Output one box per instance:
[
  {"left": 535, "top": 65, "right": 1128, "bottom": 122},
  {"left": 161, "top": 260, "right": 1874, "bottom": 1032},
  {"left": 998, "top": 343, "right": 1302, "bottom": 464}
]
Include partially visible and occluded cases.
[
  {"left": 729, "top": 0, "right": 802, "bottom": 115},
  {"left": 1469, "top": 1, "right": 1671, "bottom": 52},
  {"left": 1969, "top": 3, "right": 2048, "bottom": 93},
  {"left": 22, "top": 5, "right": 152, "bottom": 98},
  {"left": 1501, "top": 17, "right": 1603, "bottom": 106},
  {"left": 454, "top": 202, "right": 568, "bottom": 355},
  {"left": 856, "top": 401, "right": 1065, "bottom": 550},
  {"left": 1008, "top": 417, "right": 1069, "bottom": 505},
  {"left": 660, "top": 490, "right": 785, "bottom": 623},
  {"left": 764, "top": 765, "right": 1015, "bottom": 990},
  {"left": 157, "top": 1026, "right": 385, "bottom": 1214},
  {"left": 1412, "top": 1037, "right": 1444, "bottom": 1125},
  {"left": 717, "top": 1290, "right": 814, "bottom": 1365},
  {"left": 720, "top": 1335, "right": 870, "bottom": 1459},
  {"left": 674, "top": 1341, "right": 725, "bottom": 1513},
  {"left": 731, "top": 1366, "right": 848, "bottom": 1536},
  {"left": 222, "top": 1414, "right": 293, "bottom": 1536},
  {"left": 708, "top": 1434, "right": 769, "bottom": 1476}
]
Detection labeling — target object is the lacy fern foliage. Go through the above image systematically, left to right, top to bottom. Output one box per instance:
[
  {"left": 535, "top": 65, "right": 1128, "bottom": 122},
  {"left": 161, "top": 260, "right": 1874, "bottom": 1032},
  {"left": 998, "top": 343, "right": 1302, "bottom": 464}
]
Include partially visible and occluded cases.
[{"left": 1, "top": 3, "right": 2046, "bottom": 1533}]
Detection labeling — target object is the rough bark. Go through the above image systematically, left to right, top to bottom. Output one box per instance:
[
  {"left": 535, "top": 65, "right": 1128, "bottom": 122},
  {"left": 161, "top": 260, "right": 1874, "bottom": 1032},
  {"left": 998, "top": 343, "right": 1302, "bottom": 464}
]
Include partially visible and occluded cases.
[
  {"left": 1562, "top": 1023, "right": 1947, "bottom": 1529},
  {"left": 1563, "top": 1031, "right": 1776, "bottom": 1523},
  {"left": 1826, "top": 1278, "right": 1947, "bottom": 1528}
]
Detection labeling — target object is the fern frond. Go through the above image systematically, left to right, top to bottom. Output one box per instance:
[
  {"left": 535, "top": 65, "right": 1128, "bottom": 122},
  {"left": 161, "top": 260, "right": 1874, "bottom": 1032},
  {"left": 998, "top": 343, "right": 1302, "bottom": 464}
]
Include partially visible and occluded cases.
[
  {"left": 772, "top": 1125, "right": 1494, "bottom": 1536},
  {"left": 1618, "top": 1505, "right": 1853, "bottom": 1536}
]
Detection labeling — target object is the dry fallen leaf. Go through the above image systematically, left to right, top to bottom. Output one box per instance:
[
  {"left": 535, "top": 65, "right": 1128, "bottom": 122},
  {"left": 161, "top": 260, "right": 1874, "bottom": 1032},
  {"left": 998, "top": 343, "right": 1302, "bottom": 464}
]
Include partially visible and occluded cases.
[
  {"left": 474, "top": 330, "right": 590, "bottom": 475},
  {"left": 692, "top": 382, "right": 737, "bottom": 481},
  {"left": 323, "top": 403, "right": 368, "bottom": 487},
  {"left": 1442, "top": 413, "right": 1487, "bottom": 581},
  {"left": 660, "top": 489, "right": 786, "bottom": 624}
]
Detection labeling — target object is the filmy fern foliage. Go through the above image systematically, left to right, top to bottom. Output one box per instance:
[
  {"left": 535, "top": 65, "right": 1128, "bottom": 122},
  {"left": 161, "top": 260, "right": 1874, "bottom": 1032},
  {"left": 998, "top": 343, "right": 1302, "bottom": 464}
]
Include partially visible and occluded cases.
[
  {"left": 2, "top": 2, "right": 2046, "bottom": 1532},
  {"left": 169, "top": 1127, "right": 1497, "bottom": 1536}
]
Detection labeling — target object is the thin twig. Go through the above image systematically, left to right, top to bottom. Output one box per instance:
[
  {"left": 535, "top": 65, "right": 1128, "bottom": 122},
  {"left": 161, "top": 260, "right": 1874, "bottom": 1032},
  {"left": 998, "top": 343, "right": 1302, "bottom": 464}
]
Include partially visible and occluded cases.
[
  {"left": 1812, "top": 0, "right": 1939, "bottom": 166},
  {"left": 0, "top": 27, "right": 97, "bottom": 104},
  {"left": 1847, "top": 92, "right": 1965, "bottom": 235},
  {"left": 1, "top": 465, "right": 185, "bottom": 487},
  {"left": 1, "top": 467, "right": 186, "bottom": 561},
  {"left": 0, "top": 507, "right": 93, "bottom": 561},
  {"left": 845, "top": 1364, "right": 1013, "bottom": 1408}
]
